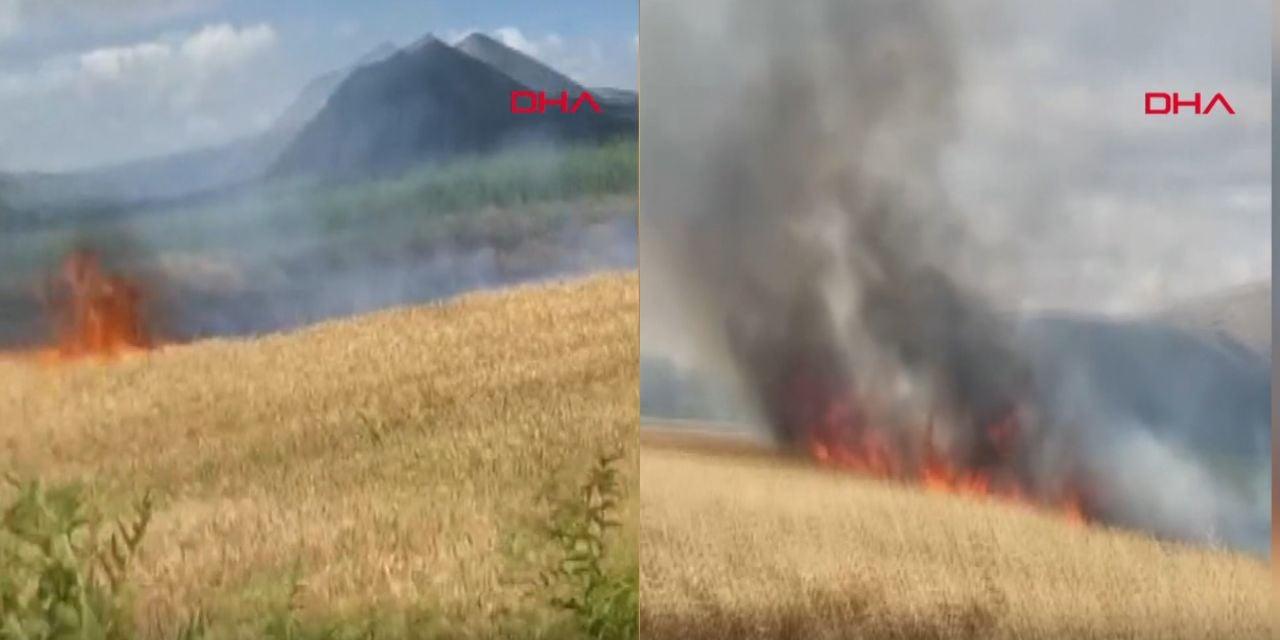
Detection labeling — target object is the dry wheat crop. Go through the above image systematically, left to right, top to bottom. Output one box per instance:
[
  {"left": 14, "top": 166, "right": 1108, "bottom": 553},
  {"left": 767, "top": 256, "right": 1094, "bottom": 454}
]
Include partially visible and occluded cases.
[
  {"left": 0, "top": 272, "right": 639, "bottom": 637},
  {"left": 640, "top": 434, "right": 1270, "bottom": 640}
]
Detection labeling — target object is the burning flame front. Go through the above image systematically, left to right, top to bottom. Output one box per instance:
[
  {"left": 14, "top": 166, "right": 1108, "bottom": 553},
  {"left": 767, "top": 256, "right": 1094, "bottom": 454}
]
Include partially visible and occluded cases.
[
  {"left": 30, "top": 249, "right": 154, "bottom": 362},
  {"left": 782, "top": 362, "right": 1088, "bottom": 525}
]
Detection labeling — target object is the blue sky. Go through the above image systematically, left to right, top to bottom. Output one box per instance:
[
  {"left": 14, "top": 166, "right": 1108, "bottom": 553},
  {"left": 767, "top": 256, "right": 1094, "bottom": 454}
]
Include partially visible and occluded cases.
[{"left": 0, "top": 0, "right": 637, "bottom": 171}]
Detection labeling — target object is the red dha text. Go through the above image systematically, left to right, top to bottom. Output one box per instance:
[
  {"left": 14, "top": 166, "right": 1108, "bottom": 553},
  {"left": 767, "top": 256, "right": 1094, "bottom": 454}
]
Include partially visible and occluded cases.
[
  {"left": 511, "top": 90, "right": 602, "bottom": 114},
  {"left": 1144, "top": 92, "right": 1236, "bottom": 115}
]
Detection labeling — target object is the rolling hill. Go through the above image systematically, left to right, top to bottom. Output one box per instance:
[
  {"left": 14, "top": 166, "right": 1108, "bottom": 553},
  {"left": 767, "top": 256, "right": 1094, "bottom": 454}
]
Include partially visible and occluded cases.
[
  {"left": 0, "top": 272, "right": 639, "bottom": 637},
  {"left": 1156, "top": 281, "right": 1270, "bottom": 355},
  {"left": 1014, "top": 313, "right": 1269, "bottom": 462},
  {"left": 638, "top": 427, "right": 1270, "bottom": 639}
]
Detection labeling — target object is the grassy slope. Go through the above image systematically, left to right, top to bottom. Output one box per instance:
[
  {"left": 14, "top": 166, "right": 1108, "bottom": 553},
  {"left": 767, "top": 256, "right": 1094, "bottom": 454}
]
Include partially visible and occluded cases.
[
  {"left": 0, "top": 272, "right": 638, "bottom": 637},
  {"left": 639, "top": 437, "right": 1270, "bottom": 640}
]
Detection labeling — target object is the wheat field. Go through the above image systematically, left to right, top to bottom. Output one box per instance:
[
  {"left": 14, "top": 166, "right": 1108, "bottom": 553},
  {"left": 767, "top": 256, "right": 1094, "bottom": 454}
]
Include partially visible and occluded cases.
[
  {"left": 0, "top": 272, "right": 639, "bottom": 637},
  {"left": 639, "top": 432, "right": 1271, "bottom": 640}
]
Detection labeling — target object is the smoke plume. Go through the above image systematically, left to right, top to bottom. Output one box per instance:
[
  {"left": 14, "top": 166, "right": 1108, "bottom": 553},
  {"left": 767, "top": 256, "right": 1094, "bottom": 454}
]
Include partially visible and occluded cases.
[{"left": 641, "top": 0, "right": 1269, "bottom": 554}]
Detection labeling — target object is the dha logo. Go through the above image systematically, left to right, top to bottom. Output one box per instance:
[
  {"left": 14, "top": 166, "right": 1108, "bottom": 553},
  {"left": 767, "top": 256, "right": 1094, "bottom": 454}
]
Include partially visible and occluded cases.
[
  {"left": 511, "top": 90, "right": 602, "bottom": 114},
  {"left": 1144, "top": 92, "right": 1235, "bottom": 115}
]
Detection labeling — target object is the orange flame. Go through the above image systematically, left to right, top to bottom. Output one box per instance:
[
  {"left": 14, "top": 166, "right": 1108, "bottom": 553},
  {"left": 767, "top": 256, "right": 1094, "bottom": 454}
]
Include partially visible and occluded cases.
[
  {"left": 32, "top": 249, "right": 154, "bottom": 363},
  {"left": 792, "top": 372, "right": 1088, "bottom": 525},
  {"left": 807, "top": 427, "right": 1088, "bottom": 525}
]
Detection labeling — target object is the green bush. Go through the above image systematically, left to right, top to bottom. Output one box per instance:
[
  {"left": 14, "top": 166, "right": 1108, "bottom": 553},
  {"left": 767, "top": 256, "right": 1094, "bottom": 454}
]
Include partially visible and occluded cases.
[
  {"left": 1, "top": 450, "right": 639, "bottom": 639},
  {"left": 535, "top": 453, "right": 638, "bottom": 640},
  {"left": 0, "top": 478, "right": 153, "bottom": 640}
]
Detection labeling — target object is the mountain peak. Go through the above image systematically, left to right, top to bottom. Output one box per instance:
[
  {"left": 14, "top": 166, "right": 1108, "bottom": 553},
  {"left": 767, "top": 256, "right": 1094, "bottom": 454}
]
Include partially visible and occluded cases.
[
  {"left": 270, "top": 30, "right": 634, "bottom": 181},
  {"left": 454, "top": 30, "right": 584, "bottom": 95},
  {"left": 457, "top": 31, "right": 502, "bottom": 48},
  {"left": 409, "top": 33, "right": 449, "bottom": 52}
]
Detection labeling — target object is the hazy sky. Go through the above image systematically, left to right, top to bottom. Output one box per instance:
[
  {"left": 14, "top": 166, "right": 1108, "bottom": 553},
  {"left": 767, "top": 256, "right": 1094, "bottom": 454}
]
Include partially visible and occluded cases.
[
  {"left": 0, "top": 0, "right": 637, "bottom": 172},
  {"left": 640, "top": 0, "right": 1271, "bottom": 361}
]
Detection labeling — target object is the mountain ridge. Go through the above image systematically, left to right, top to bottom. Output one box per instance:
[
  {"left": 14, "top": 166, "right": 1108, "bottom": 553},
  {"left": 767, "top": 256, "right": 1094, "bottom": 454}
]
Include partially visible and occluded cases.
[
  {"left": 1, "top": 31, "right": 637, "bottom": 209},
  {"left": 269, "top": 32, "right": 636, "bottom": 181}
]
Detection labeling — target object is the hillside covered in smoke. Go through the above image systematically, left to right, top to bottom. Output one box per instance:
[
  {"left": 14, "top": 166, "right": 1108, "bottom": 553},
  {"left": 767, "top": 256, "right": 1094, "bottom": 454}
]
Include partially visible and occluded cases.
[{"left": 0, "top": 31, "right": 638, "bottom": 349}]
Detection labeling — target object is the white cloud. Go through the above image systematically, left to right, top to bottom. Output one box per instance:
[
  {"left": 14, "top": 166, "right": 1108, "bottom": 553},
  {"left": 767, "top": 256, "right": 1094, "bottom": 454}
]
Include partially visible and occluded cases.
[
  {"left": 0, "top": 21, "right": 282, "bottom": 170},
  {"left": 67, "top": 22, "right": 275, "bottom": 84},
  {"left": 179, "top": 22, "right": 275, "bottom": 68},
  {"left": 447, "top": 26, "right": 636, "bottom": 90},
  {"left": 491, "top": 26, "right": 547, "bottom": 57},
  {"left": 79, "top": 41, "right": 171, "bottom": 80}
]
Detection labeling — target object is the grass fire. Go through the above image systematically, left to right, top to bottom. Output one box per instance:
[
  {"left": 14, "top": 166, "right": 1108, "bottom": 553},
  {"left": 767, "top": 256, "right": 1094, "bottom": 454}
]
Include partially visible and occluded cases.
[
  {"left": 639, "top": 0, "right": 1269, "bottom": 636},
  {"left": 642, "top": 0, "right": 1268, "bottom": 553},
  {"left": 0, "top": 247, "right": 158, "bottom": 365},
  {"left": 33, "top": 248, "right": 155, "bottom": 362},
  {"left": 0, "top": 273, "right": 639, "bottom": 637},
  {"left": 762, "top": 323, "right": 1091, "bottom": 524},
  {"left": 791, "top": 372, "right": 1089, "bottom": 525}
]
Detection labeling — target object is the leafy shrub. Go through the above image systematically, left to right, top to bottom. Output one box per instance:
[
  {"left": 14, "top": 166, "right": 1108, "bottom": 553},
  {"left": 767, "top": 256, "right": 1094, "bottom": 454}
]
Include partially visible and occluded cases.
[
  {"left": 1, "top": 451, "right": 640, "bottom": 639},
  {"left": 535, "top": 452, "right": 638, "bottom": 640},
  {"left": 0, "top": 478, "right": 153, "bottom": 640}
]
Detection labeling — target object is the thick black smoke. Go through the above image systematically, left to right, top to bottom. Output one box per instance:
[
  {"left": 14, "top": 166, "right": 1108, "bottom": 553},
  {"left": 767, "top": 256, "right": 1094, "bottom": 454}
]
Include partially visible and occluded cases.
[
  {"left": 641, "top": 0, "right": 1268, "bottom": 555},
  {"left": 645, "top": 0, "right": 1028, "bottom": 463}
]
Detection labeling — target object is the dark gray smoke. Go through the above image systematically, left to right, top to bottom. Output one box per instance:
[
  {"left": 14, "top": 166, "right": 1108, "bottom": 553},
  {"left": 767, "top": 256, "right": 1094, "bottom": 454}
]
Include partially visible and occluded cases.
[
  {"left": 641, "top": 0, "right": 1268, "bottom": 555},
  {"left": 644, "top": 0, "right": 1027, "bottom": 459}
]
